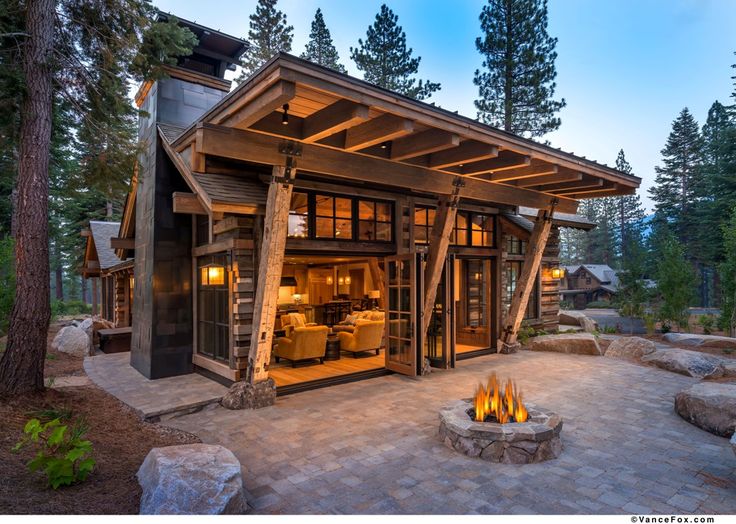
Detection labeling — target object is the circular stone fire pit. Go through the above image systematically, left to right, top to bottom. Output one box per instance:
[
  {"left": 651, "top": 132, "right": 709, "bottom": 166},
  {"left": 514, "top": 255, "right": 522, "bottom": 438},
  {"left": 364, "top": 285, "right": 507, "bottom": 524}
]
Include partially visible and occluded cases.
[{"left": 438, "top": 399, "right": 563, "bottom": 464}]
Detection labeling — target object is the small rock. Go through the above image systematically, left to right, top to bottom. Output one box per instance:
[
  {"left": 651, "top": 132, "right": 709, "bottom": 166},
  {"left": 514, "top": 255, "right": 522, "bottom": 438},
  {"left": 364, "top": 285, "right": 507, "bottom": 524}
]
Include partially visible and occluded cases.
[
  {"left": 559, "top": 311, "right": 599, "bottom": 333},
  {"left": 51, "top": 326, "right": 91, "bottom": 356},
  {"left": 526, "top": 333, "right": 602, "bottom": 356},
  {"left": 604, "top": 337, "right": 657, "bottom": 360},
  {"left": 642, "top": 348, "right": 724, "bottom": 379},
  {"left": 221, "top": 378, "right": 276, "bottom": 410},
  {"left": 674, "top": 382, "right": 736, "bottom": 437},
  {"left": 137, "top": 444, "right": 246, "bottom": 515}
]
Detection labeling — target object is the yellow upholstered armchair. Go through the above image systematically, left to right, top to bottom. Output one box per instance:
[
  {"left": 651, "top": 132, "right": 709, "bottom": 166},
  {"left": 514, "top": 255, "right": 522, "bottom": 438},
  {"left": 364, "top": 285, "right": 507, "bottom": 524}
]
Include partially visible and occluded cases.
[
  {"left": 279, "top": 312, "right": 317, "bottom": 337},
  {"left": 338, "top": 320, "right": 384, "bottom": 357},
  {"left": 274, "top": 325, "right": 329, "bottom": 367}
]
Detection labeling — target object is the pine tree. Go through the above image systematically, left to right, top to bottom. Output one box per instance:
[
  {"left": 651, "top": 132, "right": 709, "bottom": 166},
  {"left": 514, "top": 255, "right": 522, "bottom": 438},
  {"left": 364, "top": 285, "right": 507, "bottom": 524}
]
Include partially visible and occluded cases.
[
  {"left": 237, "top": 0, "right": 293, "bottom": 82},
  {"left": 473, "top": 0, "right": 565, "bottom": 137},
  {"left": 0, "top": 2, "right": 196, "bottom": 395},
  {"left": 350, "top": 4, "right": 440, "bottom": 101},
  {"left": 301, "top": 8, "right": 346, "bottom": 73},
  {"left": 649, "top": 108, "right": 703, "bottom": 243},
  {"left": 614, "top": 149, "right": 645, "bottom": 259},
  {"left": 719, "top": 205, "right": 736, "bottom": 336},
  {"left": 654, "top": 227, "right": 695, "bottom": 331},
  {"left": 615, "top": 230, "right": 649, "bottom": 334}
]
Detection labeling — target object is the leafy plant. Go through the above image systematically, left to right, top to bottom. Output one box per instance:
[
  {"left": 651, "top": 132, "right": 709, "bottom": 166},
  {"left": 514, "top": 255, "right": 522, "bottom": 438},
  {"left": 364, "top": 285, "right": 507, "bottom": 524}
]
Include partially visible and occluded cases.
[
  {"left": 585, "top": 300, "right": 614, "bottom": 309},
  {"left": 643, "top": 313, "right": 657, "bottom": 335},
  {"left": 698, "top": 315, "right": 715, "bottom": 335},
  {"left": 517, "top": 326, "right": 543, "bottom": 345},
  {"left": 602, "top": 326, "right": 618, "bottom": 334},
  {"left": 12, "top": 417, "right": 95, "bottom": 489}
]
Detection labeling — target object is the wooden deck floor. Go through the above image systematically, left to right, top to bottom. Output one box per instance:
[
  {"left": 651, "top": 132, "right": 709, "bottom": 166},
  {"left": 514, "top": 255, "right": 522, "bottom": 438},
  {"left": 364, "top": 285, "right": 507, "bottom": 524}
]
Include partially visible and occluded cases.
[{"left": 269, "top": 351, "right": 385, "bottom": 387}]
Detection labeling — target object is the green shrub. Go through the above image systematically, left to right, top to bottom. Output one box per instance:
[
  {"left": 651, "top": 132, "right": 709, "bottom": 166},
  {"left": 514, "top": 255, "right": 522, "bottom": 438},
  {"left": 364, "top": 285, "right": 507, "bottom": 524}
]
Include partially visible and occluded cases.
[
  {"left": 0, "top": 237, "right": 14, "bottom": 335},
  {"left": 51, "top": 300, "right": 92, "bottom": 318},
  {"left": 559, "top": 300, "right": 573, "bottom": 310},
  {"left": 584, "top": 300, "right": 614, "bottom": 309},
  {"left": 643, "top": 313, "right": 657, "bottom": 336},
  {"left": 698, "top": 315, "right": 715, "bottom": 335},
  {"left": 660, "top": 323, "right": 672, "bottom": 334},
  {"left": 602, "top": 325, "right": 618, "bottom": 334},
  {"left": 517, "top": 326, "right": 544, "bottom": 344},
  {"left": 12, "top": 417, "right": 95, "bottom": 489}
]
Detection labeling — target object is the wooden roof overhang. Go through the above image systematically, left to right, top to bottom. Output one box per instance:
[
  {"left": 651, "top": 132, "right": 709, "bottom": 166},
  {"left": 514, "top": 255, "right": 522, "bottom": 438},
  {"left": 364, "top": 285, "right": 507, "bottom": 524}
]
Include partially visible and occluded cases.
[
  {"left": 166, "top": 53, "right": 641, "bottom": 215},
  {"left": 81, "top": 228, "right": 100, "bottom": 277}
]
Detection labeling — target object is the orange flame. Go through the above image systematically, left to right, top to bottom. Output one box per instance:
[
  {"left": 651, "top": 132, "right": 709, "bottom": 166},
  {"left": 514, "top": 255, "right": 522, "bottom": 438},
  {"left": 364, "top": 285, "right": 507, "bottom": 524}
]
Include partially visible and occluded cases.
[{"left": 472, "top": 373, "right": 528, "bottom": 424}]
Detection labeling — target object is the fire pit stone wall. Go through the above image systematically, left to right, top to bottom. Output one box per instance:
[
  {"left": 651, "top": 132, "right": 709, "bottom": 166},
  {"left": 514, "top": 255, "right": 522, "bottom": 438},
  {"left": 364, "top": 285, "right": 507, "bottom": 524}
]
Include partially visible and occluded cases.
[{"left": 439, "top": 399, "right": 563, "bottom": 464}]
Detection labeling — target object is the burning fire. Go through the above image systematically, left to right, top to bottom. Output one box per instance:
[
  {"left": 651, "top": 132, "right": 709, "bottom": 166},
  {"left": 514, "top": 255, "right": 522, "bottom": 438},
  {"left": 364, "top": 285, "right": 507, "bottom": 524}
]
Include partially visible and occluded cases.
[{"left": 473, "top": 373, "right": 528, "bottom": 424}]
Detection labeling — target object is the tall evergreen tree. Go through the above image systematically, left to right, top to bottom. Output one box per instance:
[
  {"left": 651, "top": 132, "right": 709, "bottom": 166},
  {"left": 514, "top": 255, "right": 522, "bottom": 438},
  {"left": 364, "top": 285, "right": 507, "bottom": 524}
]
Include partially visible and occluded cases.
[
  {"left": 237, "top": 0, "right": 293, "bottom": 82},
  {"left": 473, "top": 0, "right": 565, "bottom": 137},
  {"left": 0, "top": 1, "right": 195, "bottom": 395},
  {"left": 350, "top": 4, "right": 440, "bottom": 101},
  {"left": 301, "top": 8, "right": 346, "bottom": 73},
  {"left": 649, "top": 108, "right": 703, "bottom": 243},
  {"left": 614, "top": 149, "right": 646, "bottom": 258},
  {"left": 720, "top": 205, "right": 736, "bottom": 336},
  {"left": 615, "top": 230, "right": 649, "bottom": 334}
]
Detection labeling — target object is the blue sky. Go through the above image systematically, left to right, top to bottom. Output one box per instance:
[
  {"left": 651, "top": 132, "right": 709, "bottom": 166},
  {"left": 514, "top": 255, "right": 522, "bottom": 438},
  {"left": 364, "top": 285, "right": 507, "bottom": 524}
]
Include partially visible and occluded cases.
[{"left": 154, "top": 0, "right": 736, "bottom": 211}]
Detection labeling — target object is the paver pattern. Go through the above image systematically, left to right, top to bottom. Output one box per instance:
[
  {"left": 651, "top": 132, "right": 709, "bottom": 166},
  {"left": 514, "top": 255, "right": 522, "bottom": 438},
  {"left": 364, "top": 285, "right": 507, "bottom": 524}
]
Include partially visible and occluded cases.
[
  {"left": 164, "top": 351, "right": 736, "bottom": 514},
  {"left": 85, "top": 353, "right": 228, "bottom": 420}
]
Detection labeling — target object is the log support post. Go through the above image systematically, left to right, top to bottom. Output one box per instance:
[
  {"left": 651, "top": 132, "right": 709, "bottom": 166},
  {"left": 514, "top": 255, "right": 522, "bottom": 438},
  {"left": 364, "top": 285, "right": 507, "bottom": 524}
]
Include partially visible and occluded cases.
[
  {"left": 243, "top": 144, "right": 300, "bottom": 394},
  {"left": 422, "top": 177, "right": 463, "bottom": 338},
  {"left": 499, "top": 199, "right": 557, "bottom": 352}
]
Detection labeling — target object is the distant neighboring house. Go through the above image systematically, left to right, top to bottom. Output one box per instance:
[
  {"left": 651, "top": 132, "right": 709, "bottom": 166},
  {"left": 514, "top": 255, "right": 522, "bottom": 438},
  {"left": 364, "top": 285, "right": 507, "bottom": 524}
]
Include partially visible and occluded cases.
[{"left": 560, "top": 264, "right": 620, "bottom": 309}]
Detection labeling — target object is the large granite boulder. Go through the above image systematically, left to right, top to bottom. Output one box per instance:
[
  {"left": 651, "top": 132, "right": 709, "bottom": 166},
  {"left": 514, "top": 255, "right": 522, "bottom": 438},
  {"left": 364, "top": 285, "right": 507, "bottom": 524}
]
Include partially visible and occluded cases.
[
  {"left": 558, "top": 311, "right": 599, "bottom": 333},
  {"left": 51, "top": 325, "right": 91, "bottom": 356},
  {"left": 525, "top": 333, "right": 602, "bottom": 356},
  {"left": 663, "top": 333, "right": 736, "bottom": 349},
  {"left": 604, "top": 337, "right": 657, "bottom": 360},
  {"left": 642, "top": 348, "right": 724, "bottom": 379},
  {"left": 722, "top": 360, "right": 736, "bottom": 379},
  {"left": 221, "top": 378, "right": 276, "bottom": 410},
  {"left": 674, "top": 382, "right": 736, "bottom": 437},
  {"left": 731, "top": 433, "right": 736, "bottom": 457},
  {"left": 137, "top": 444, "right": 246, "bottom": 515}
]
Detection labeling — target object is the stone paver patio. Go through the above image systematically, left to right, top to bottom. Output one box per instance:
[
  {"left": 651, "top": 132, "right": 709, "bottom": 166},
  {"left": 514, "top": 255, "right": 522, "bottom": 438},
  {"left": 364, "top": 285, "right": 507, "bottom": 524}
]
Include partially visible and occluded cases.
[
  {"left": 163, "top": 351, "right": 736, "bottom": 514},
  {"left": 85, "top": 353, "right": 228, "bottom": 421}
]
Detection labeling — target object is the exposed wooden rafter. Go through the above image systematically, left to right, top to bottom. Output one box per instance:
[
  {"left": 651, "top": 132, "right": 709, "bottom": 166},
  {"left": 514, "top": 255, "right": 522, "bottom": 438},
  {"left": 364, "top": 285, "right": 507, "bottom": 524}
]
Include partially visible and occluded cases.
[
  {"left": 225, "top": 79, "right": 296, "bottom": 129},
  {"left": 302, "top": 99, "right": 370, "bottom": 142},
  {"left": 344, "top": 114, "right": 414, "bottom": 151},
  {"left": 390, "top": 129, "right": 460, "bottom": 161},
  {"left": 426, "top": 141, "right": 499, "bottom": 169},
  {"left": 461, "top": 152, "right": 532, "bottom": 176},
  {"left": 482, "top": 160, "right": 557, "bottom": 182},
  {"left": 514, "top": 171, "right": 582, "bottom": 188},
  {"left": 545, "top": 179, "right": 604, "bottom": 193},
  {"left": 172, "top": 192, "right": 208, "bottom": 215}
]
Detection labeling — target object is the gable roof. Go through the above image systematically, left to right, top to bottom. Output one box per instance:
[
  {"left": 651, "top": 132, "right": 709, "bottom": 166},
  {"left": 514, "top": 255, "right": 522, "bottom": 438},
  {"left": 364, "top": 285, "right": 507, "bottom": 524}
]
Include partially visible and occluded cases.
[{"left": 83, "top": 221, "right": 130, "bottom": 275}]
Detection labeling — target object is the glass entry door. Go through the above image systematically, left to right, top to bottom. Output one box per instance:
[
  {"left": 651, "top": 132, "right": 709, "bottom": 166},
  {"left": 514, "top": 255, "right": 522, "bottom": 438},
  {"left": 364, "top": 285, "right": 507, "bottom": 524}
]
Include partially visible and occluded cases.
[
  {"left": 385, "top": 253, "right": 422, "bottom": 376},
  {"left": 424, "top": 253, "right": 455, "bottom": 369},
  {"left": 454, "top": 257, "right": 493, "bottom": 354}
]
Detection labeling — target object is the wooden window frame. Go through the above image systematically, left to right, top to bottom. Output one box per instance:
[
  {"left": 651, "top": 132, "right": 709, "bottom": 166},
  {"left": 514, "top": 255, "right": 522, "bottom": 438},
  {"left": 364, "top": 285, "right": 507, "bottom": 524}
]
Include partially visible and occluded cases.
[{"left": 414, "top": 205, "right": 496, "bottom": 249}]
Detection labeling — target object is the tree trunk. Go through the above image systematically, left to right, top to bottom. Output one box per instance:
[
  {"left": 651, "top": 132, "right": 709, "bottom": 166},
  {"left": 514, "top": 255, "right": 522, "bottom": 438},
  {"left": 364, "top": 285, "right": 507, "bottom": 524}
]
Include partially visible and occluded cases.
[
  {"left": 0, "top": 0, "right": 55, "bottom": 396},
  {"left": 53, "top": 240, "right": 63, "bottom": 301},
  {"left": 81, "top": 275, "right": 87, "bottom": 305}
]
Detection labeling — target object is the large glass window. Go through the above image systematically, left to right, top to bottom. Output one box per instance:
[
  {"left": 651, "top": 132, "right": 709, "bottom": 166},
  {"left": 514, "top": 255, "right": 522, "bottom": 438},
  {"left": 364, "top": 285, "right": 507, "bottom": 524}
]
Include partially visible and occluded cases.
[
  {"left": 288, "top": 192, "right": 309, "bottom": 238},
  {"left": 315, "top": 195, "right": 352, "bottom": 239},
  {"left": 358, "top": 200, "right": 392, "bottom": 241},
  {"left": 414, "top": 206, "right": 495, "bottom": 248},
  {"left": 506, "top": 235, "right": 527, "bottom": 255},
  {"left": 197, "top": 254, "right": 229, "bottom": 362},
  {"left": 505, "top": 261, "right": 539, "bottom": 320}
]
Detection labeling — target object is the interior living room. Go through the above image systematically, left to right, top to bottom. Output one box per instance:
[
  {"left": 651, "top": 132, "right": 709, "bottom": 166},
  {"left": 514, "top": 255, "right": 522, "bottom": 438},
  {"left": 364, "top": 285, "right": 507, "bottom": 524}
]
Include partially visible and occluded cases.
[{"left": 268, "top": 255, "right": 387, "bottom": 390}]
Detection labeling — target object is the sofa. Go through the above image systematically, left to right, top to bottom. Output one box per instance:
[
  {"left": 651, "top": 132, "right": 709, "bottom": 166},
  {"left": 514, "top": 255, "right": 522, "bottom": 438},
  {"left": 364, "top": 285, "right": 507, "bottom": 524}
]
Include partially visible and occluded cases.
[
  {"left": 332, "top": 310, "right": 385, "bottom": 334},
  {"left": 279, "top": 312, "right": 317, "bottom": 337},
  {"left": 338, "top": 320, "right": 384, "bottom": 357},
  {"left": 274, "top": 325, "right": 329, "bottom": 367}
]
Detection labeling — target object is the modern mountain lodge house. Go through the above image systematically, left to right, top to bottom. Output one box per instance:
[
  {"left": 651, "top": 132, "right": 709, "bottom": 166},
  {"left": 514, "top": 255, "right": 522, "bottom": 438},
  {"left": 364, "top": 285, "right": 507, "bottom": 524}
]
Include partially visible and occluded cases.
[{"left": 83, "top": 16, "right": 640, "bottom": 398}]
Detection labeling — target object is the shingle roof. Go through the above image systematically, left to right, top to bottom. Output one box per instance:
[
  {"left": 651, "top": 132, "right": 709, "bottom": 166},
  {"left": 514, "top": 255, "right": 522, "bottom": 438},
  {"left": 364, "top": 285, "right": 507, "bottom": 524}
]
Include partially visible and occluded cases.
[
  {"left": 518, "top": 206, "right": 596, "bottom": 231},
  {"left": 89, "top": 221, "right": 127, "bottom": 270}
]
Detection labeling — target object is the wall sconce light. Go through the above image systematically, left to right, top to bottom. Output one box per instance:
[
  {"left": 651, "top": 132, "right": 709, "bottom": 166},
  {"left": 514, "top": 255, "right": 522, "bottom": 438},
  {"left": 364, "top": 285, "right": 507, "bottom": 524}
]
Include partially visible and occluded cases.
[
  {"left": 281, "top": 103, "right": 289, "bottom": 125},
  {"left": 200, "top": 263, "right": 225, "bottom": 286},
  {"left": 550, "top": 267, "right": 565, "bottom": 280},
  {"left": 129, "top": 275, "right": 135, "bottom": 290},
  {"left": 326, "top": 275, "right": 333, "bottom": 285},
  {"left": 344, "top": 275, "right": 351, "bottom": 285},
  {"left": 338, "top": 276, "right": 344, "bottom": 286}
]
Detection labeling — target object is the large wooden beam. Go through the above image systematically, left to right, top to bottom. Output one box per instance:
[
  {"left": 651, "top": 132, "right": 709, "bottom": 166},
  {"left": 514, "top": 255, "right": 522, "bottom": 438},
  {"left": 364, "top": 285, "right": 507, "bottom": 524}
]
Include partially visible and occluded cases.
[
  {"left": 226, "top": 80, "right": 296, "bottom": 129},
  {"left": 302, "top": 99, "right": 370, "bottom": 142},
  {"left": 344, "top": 114, "right": 414, "bottom": 151},
  {"left": 195, "top": 124, "right": 579, "bottom": 213},
  {"left": 390, "top": 129, "right": 460, "bottom": 161},
  {"left": 427, "top": 141, "right": 499, "bottom": 169},
  {"left": 462, "top": 152, "right": 531, "bottom": 176},
  {"left": 483, "top": 160, "right": 557, "bottom": 182},
  {"left": 246, "top": 164, "right": 296, "bottom": 384},
  {"left": 515, "top": 171, "right": 582, "bottom": 188},
  {"left": 545, "top": 179, "right": 604, "bottom": 193},
  {"left": 422, "top": 182, "right": 462, "bottom": 337},
  {"left": 552, "top": 183, "right": 618, "bottom": 196},
  {"left": 172, "top": 192, "right": 207, "bottom": 215},
  {"left": 500, "top": 204, "right": 556, "bottom": 349},
  {"left": 110, "top": 237, "right": 135, "bottom": 250}
]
